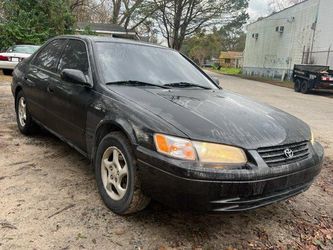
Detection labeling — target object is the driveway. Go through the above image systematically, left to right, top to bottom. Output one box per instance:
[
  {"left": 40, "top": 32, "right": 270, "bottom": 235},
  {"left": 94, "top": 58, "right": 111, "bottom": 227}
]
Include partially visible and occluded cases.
[{"left": 0, "top": 73, "right": 332, "bottom": 249}]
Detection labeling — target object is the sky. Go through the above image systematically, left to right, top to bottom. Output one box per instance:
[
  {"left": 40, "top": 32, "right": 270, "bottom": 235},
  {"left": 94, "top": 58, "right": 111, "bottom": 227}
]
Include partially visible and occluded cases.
[{"left": 248, "top": 0, "right": 271, "bottom": 21}]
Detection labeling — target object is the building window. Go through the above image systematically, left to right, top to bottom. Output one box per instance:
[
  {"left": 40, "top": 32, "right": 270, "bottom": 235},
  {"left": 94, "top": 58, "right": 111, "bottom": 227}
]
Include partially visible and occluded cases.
[
  {"left": 252, "top": 33, "right": 259, "bottom": 39},
  {"left": 225, "top": 59, "right": 231, "bottom": 64}
]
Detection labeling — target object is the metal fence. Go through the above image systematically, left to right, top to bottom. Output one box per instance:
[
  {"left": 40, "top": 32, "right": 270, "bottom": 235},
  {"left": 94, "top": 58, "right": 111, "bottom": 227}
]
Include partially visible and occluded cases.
[{"left": 302, "top": 47, "right": 333, "bottom": 66}]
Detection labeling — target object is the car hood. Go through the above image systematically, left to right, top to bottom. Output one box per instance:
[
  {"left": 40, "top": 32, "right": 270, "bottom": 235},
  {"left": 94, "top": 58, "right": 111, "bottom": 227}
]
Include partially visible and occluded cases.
[{"left": 110, "top": 87, "right": 311, "bottom": 149}]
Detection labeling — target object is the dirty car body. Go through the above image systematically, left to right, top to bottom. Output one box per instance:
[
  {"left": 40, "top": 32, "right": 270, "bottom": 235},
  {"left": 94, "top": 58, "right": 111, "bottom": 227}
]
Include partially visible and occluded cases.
[{"left": 11, "top": 36, "right": 324, "bottom": 212}]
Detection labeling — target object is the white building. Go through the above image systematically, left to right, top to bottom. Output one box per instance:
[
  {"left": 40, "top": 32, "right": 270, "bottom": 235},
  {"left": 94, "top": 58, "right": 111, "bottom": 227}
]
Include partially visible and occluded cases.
[
  {"left": 243, "top": 0, "right": 333, "bottom": 80},
  {"left": 76, "top": 22, "right": 139, "bottom": 40}
]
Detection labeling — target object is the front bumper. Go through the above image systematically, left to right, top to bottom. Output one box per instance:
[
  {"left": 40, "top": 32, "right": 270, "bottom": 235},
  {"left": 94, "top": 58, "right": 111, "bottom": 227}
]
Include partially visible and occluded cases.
[{"left": 136, "top": 142, "right": 324, "bottom": 212}]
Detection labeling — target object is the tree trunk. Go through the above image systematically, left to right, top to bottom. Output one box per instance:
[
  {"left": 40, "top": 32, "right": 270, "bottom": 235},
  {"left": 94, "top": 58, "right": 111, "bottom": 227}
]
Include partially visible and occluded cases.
[{"left": 112, "top": 0, "right": 121, "bottom": 24}]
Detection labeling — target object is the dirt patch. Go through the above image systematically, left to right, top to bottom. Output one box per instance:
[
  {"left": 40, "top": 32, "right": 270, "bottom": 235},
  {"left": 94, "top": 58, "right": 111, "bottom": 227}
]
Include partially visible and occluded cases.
[
  {"left": 0, "top": 72, "right": 12, "bottom": 84},
  {"left": 0, "top": 77, "right": 332, "bottom": 249},
  {"left": 317, "top": 158, "right": 333, "bottom": 196}
]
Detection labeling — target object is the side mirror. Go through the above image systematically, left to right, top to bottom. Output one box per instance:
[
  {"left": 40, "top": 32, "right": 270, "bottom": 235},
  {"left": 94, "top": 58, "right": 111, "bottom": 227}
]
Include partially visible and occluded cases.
[
  {"left": 61, "top": 69, "right": 91, "bottom": 87},
  {"left": 212, "top": 77, "right": 220, "bottom": 85}
]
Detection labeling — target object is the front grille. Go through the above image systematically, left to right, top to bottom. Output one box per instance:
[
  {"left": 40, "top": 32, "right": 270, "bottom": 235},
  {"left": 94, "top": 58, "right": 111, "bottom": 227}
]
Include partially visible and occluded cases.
[{"left": 258, "top": 141, "right": 310, "bottom": 167}]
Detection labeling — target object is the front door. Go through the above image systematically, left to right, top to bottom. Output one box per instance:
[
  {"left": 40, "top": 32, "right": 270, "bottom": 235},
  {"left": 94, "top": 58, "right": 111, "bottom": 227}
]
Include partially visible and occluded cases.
[{"left": 46, "top": 39, "right": 93, "bottom": 152}]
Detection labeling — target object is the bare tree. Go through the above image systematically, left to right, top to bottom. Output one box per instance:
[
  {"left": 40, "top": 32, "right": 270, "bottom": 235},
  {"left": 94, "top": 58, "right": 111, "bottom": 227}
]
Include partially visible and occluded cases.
[
  {"left": 0, "top": 0, "right": 4, "bottom": 20},
  {"left": 70, "top": 0, "right": 86, "bottom": 11},
  {"left": 72, "top": 0, "right": 110, "bottom": 23},
  {"left": 73, "top": 0, "right": 158, "bottom": 30},
  {"left": 154, "top": 0, "right": 248, "bottom": 50},
  {"left": 268, "top": 0, "right": 304, "bottom": 12}
]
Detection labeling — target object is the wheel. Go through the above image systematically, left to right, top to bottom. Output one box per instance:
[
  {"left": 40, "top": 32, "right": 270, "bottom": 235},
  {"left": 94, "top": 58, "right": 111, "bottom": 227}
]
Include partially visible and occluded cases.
[
  {"left": 3, "top": 69, "right": 13, "bottom": 75},
  {"left": 294, "top": 79, "right": 301, "bottom": 92},
  {"left": 301, "top": 80, "right": 310, "bottom": 94},
  {"left": 15, "top": 91, "right": 39, "bottom": 134},
  {"left": 95, "top": 132, "right": 150, "bottom": 214}
]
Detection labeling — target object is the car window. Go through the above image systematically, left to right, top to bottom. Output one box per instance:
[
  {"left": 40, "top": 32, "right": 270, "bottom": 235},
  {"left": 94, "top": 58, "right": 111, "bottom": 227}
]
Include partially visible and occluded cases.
[
  {"left": 33, "top": 40, "right": 66, "bottom": 72},
  {"left": 58, "top": 40, "right": 89, "bottom": 75},
  {"left": 95, "top": 42, "right": 217, "bottom": 89},
  {"left": 11, "top": 45, "right": 40, "bottom": 54}
]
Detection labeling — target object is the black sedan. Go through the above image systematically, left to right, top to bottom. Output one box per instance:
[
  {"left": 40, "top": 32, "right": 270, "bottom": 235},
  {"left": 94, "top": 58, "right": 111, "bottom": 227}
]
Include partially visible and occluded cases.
[{"left": 11, "top": 36, "right": 324, "bottom": 214}]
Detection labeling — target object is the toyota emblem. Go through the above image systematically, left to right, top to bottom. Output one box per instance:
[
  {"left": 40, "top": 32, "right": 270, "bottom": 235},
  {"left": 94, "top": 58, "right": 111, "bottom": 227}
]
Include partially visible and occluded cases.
[{"left": 284, "top": 148, "right": 294, "bottom": 159}]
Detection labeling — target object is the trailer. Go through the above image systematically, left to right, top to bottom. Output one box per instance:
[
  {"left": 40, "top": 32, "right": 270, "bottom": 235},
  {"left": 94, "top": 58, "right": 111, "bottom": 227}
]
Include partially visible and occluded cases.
[{"left": 293, "top": 64, "right": 333, "bottom": 94}]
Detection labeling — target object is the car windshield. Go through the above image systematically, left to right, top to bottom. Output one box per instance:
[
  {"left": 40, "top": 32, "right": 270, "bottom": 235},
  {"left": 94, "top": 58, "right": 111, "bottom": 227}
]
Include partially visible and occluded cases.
[
  {"left": 95, "top": 42, "right": 217, "bottom": 89},
  {"left": 8, "top": 45, "right": 40, "bottom": 54}
]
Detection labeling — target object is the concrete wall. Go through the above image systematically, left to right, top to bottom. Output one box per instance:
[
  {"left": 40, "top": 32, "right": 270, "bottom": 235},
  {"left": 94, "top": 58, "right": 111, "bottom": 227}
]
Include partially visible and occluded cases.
[
  {"left": 243, "top": 0, "right": 320, "bottom": 79},
  {"left": 312, "top": 0, "right": 333, "bottom": 67}
]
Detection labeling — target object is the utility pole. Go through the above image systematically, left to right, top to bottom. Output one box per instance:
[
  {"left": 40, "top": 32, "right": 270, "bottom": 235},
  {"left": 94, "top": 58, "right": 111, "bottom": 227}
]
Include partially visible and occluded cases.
[
  {"left": 309, "top": 0, "right": 320, "bottom": 64},
  {"left": 309, "top": 21, "right": 317, "bottom": 64},
  {"left": 326, "top": 46, "right": 331, "bottom": 66}
]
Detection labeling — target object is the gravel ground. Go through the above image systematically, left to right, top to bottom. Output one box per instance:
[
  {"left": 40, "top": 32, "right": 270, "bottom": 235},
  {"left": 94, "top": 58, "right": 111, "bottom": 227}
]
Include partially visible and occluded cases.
[{"left": 0, "top": 72, "right": 332, "bottom": 250}]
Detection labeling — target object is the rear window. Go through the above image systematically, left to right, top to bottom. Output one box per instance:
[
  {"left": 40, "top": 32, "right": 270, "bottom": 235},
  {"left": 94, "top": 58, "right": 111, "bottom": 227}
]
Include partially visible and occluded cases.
[{"left": 9, "top": 45, "right": 40, "bottom": 54}]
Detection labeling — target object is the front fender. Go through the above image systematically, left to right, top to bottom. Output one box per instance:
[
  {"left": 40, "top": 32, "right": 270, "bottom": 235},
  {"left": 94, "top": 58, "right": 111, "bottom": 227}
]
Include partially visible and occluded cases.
[
  {"left": 86, "top": 89, "right": 188, "bottom": 161},
  {"left": 87, "top": 115, "right": 138, "bottom": 161},
  {"left": 97, "top": 117, "right": 138, "bottom": 145}
]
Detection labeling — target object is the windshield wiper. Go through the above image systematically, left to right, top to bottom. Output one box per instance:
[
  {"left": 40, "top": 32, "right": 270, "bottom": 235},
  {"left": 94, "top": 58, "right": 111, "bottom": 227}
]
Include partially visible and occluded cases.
[
  {"left": 105, "top": 80, "right": 170, "bottom": 89},
  {"left": 164, "top": 82, "right": 212, "bottom": 90}
]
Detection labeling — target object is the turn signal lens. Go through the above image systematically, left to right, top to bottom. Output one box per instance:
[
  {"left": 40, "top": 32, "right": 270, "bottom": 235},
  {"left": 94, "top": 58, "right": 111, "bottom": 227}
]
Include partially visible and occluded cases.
[
  {"left": 310, "top": 130, "right": 315, "bottom": 144},
  {"left": 154, "top": 134, "right": 196, "bottom": 160},
  {"left": 193, "top": 142, "right": 247, "bottom": 164}
]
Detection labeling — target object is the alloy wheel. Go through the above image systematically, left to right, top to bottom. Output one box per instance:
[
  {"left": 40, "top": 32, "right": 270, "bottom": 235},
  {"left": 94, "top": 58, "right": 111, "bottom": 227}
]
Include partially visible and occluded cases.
[
  {"left": 18, "top": 97, "right": 27, "bottom": 127},
  {"left": 101, "top": 146, "right": 128, "bottom": 201}
]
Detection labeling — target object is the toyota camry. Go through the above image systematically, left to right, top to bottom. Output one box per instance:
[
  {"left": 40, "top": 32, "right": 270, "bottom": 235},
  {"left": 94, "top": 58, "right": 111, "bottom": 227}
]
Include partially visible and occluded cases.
[{"left": 11, "top": 36, "right": 324, "bottom": 214}]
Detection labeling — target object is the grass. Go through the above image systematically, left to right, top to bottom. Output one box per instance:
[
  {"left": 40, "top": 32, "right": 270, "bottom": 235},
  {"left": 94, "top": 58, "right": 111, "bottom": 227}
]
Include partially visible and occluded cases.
[
  {"left": 206, "top": 67, "right": 242, "bottom": 75},
  {"left": 219, "top": 67, "right": 242, "bottom": 75},
  {"left": 205, "top": 68, "right": 294, "bottom": 89}
]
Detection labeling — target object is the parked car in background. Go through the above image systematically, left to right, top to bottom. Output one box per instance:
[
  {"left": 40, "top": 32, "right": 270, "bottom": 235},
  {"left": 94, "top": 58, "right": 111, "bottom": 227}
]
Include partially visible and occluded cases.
[
  {"left": 11, "top": 36, "right": 324, "bottom": 214},
  {"left": 0, "top": 45, "right": 40, "bottom": 75},
  {"left": 293, "top": 64, "right": 333, "bottom": 94}
]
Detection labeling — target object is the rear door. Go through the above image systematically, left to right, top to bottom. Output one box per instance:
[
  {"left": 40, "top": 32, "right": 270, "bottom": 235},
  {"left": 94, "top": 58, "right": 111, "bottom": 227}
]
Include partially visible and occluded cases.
[
  {"left": 23, "top": 39, "right": 66, "bottom": 125},
  {"left": 46, "top": 39, "right": 93, "bottom": 151}
]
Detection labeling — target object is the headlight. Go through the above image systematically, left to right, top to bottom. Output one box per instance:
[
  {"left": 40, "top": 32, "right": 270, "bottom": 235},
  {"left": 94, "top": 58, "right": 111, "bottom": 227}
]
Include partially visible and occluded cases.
[
  {"left": 154, "top": 133, "right": 247, "bottom": 165},
  {"left": 193, "top": 141, "right": 247, "bottom": 164}
]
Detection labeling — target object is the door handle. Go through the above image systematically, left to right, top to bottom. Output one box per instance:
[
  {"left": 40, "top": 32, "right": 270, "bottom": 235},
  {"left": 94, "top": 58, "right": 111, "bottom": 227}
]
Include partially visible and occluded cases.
[
  {"left": 24, "top": 75, "right": 33, "bottom": 83},
  {"left": 47, "top": 86, "right": 54, "bottom": 93}
]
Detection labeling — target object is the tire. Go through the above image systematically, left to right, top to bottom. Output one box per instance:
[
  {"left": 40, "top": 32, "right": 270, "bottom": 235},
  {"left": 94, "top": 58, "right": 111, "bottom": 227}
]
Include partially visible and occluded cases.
[
  {"left": 3, "top": 69, "right": 13, "bottom": 76},
  {"left": 294, "top": 79, "right": 301, "bottom": 92},
  {"left": 301, "top": 80, "right": 310, "bottom": 94},
  {"left": 15, "top": 91, "right": 39, "bottom": 135},
  {"left": 95, "top": 132, "right": 150, "bottom": 214}
]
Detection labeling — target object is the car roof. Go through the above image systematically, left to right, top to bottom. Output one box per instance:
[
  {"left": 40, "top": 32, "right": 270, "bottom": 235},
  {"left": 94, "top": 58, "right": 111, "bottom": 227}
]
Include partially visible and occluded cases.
[
  {"left": 55, "top": 35, "right": 173, "bottom": 51},
  {"left": 12, "top": 44, "right": 40, "bottom": 47}
]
